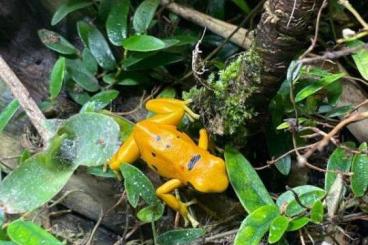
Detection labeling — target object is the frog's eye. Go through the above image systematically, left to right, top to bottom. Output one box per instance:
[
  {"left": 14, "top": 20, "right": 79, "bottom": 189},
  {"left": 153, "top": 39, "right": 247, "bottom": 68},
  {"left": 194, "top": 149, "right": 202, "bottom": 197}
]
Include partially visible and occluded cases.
[{"left": 187, "top": 154, "right": 201, "bottom": 170}]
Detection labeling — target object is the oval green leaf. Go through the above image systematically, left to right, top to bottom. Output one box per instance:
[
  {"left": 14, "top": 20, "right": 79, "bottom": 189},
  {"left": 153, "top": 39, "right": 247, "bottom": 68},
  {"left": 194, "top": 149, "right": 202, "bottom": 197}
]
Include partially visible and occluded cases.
[
  {"left": 51, "top": 0, "right": 93, "bottom": 26},
  {"left": 106, "top": 0, "right": 129, "bottom": 46},
  {"left": 133, "top": 0, "right": 160, "bottom": 34},
  {"left": 77, "top": 21, "right": 94, "bottom": 46},
  {"left": 88, "top": 27, "right": 116, "bottom": 70},
  {"left": 38, "top": 29, "right": 77, "bottom": 55},
  {"left": 122, "top": 35, "right": 166, "bottom": 52},
  {"left": 348, "top": 40, "right": 368, "bottom": 80},
  {"left": 82, "top": 48, "right": 98, "bottom": 74},
  {"left": 49, "top": 57, "right": 66, "bottom": 99},
  {"left": 66, "top": 59, "right": 100, "bottom": 92},
  {"left": 295, "top": 72, "right": 345, "bottom": 102},
  {"left": 85, "top": 89, "right": 119, "bottom": 111},
  {"left": 0, "top": 100, "right": 19, "bottom": 133},
  {"left": 58, "top": 112, "right": 120, "bottom": 166},
  {"left": 0, "top": 135, "right": 77, "bottom": 213},
  {"left": 351, "top": 142, "right": 368, "bottom": 197},
  {"left": 325, "top": 145, "right": 354, "bottom": 192},
  {"left": 224, "top": 146, "right": 274, "bottom": 213},
  {"left": 120, "top": 164, "right": 158, "bottom": 207},
  {"left": 276, "top": 185, "right": 326, "bottom": 217},
  {"left": 310, "top": 200, "right": 324, "bottom": 224},
  {"left": 137, "top": 202, "right": 164, "bottom": 223},
  {"left": 234, "top": 205, "right": 280, "bottom": 245},
  {"left": 268, "top": 215, "right": 289, "bottom": 244},
  {"left": 286, "top": 217, "right": 310, "bottom": 231},
  {"left": 7, "top": 220, "right": 62, "bottom": 245},
  {"left": 157, "top": 228, "right": 205, "bottom": 245}
]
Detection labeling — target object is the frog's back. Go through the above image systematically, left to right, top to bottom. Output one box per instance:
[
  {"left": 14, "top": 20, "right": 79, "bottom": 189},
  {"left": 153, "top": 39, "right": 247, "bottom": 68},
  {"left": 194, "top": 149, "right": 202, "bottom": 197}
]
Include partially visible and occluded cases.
[{"left": 133, "top": 120, "right": 206, "bottom": 182}]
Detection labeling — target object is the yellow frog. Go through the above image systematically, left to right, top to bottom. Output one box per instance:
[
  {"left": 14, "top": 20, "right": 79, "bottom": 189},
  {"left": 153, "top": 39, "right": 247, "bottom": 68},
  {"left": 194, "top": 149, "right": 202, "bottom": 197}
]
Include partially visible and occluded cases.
[{"left": 109, "top": 98, "right": 229, "bottom": 226}]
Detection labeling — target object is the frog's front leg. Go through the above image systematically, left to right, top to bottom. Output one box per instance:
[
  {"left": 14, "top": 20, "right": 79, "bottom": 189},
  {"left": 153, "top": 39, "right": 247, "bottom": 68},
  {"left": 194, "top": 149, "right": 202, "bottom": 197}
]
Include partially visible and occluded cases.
[
  {"left": 145, "top": 99, "right": 199, "bottom": 126},
  {"left": 109, "top": 134, "right": 140, "bottom": 170},
  {"left": 156, "top": 179, "right": 199, "bottom": 227}
]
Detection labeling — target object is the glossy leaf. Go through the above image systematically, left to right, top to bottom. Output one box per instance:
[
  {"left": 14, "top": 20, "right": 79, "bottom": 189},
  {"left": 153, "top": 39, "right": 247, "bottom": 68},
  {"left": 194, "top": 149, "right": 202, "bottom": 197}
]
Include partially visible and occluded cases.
[
  {"left": 51, "top": 0, "right": 93, "bottom": 25},
  {"left": 106, "top": 0, "right": 129, "bottom": 45},
  {"left": 133, "top": 0, "right": 160, "bottom": 33},
  {"left": 232, "top": 0, "right": 251, "bottom": 14},
  {"left": 77, "top": 21, "right": 94, "bottom": 46},
  {"left": 88, "top": 27, "right": 116, "bottom": 70},
  {"left": 38, "top": 29, "right": 77, "bottom": 55},
  {"left": 122, "top": 35, "right": 166, "bottom": 52},
  {"left": 348, "top": 40, "right": 368, "bottom": 80},
  {"left": 82, "top": 48, "right": 98, "bottom": 74},
  {"left": 127, "top": 52, "right": 184, "bottom": 70},
  {"left": 49, "top": 57, "right": 66, "bottom": 99},
  {"left": 66, "top": 59, "right": 100, "bottom": 92},
  {"left": 295, "top": 72, "right": 344, "bottom": 102},
  {"left": 86, "top": 89, "right": 119, "bottom": 111},
  {"left": 0, "top": 100, "right": 19, "bottom": 133},
  {"left": 59, "top": 112, "right": 120, "bottom": 166},
  {"left": 266, "top": 126, "right": 291, "bottom": 175},
  {"left": 0, "top": 134, "right": 76, "bottom": 213},
  {"left": 351, "top": 142, "right": 368, "bottom": 197},
  {"left": 325, "top": 145, "right": 353, "bottom": 192},
  {"left": 224, "top": 146, "right": 274, "bottom": 213},
  {"left": 120, "top": 164, "right": 158, "bottom": 207},
  {"left": 87, "top": 166, "right": 116, "bottom": 178},
  {"left": 326, "top": 174, "right": 344, "bottom": 217},
  {"left": 276, "top": 185, "right": 326, "bottom": 217},
  {"left": 310, "top": 200, "right": 324, "bottom": 224},
  {"left": 137, "top": 202, "right": 164, "bottom": 222},
  {"left": 234, "top": 205, "right": 279, "bottom": 245},
  {"left": 268, "top": 215, "right": 289, "bottom": 244},
  {"left": 286, "top": 217, "right": 310, "bottom": 231},
  {"left": 7, "top": 220, "right": 62, "bottom": 245},
  {"left": 157, "top": 228, "right": 205, "bottom": 245}
]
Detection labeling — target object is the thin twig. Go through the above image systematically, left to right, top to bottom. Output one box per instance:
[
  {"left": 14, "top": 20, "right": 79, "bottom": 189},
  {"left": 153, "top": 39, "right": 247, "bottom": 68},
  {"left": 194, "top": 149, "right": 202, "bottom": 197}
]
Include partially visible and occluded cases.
[
  {"left": 0, "top": 56, "right": 50, "bottom": 143},
  {"left": 85, "top": 207, "right": 104, "bottom": 245}
]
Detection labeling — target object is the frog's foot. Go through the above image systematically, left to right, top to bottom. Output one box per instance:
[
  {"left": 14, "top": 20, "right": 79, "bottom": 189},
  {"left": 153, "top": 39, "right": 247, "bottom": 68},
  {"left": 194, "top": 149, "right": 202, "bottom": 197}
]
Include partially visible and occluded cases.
[
  {"left": 183, "top": 100, "right": 200, "bottom": 122},
  {"left": 178, "top": 202, "right": 199, "bottom": 227}
]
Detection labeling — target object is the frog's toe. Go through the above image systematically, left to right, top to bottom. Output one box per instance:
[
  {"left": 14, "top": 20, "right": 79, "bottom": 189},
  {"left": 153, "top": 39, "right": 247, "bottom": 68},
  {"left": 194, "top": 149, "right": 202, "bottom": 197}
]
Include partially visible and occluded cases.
[
  {"left": 184, "top": 199, "right": 198, "bottom": 207},
  {"left": 186, "top": 213, "right": 199, "bottom": 227}
]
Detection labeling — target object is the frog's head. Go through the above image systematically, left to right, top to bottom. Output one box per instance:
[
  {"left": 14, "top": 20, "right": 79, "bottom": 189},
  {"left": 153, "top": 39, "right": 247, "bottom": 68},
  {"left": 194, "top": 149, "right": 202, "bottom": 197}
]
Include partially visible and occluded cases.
[{"left": 187, "top": 154, "right": 228, "bottom": 193}]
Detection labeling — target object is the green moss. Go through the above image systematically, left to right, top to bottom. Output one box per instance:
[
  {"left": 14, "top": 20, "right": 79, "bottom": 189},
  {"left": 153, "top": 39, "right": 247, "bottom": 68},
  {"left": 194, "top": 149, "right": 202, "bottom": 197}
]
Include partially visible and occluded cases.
[{"left": 184, "top": 48, "right": 263, "bottom": 143}]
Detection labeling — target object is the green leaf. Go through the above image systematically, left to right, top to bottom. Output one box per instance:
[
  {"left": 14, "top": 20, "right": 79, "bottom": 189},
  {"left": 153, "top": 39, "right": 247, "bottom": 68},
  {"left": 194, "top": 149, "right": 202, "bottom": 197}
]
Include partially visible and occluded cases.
[
  {"left": 51, "top": 0, "right": 93, "bottom": 26},
  {"left": 106, "top": 0, "right": 129, "bottom": 46},
  {"left": 133, "top": 0, "right": 160, "bottom": 33},
  {"left": 231, "top": 0, "right": 251, "bottom": 14},
  {"left": 77, "top": 21, "right": 94, "bottom": 46},
  {"left": 88, "top": 27, "right": 116, "bottom": 70},
  {"left": 38, "top": 29, "right": 77, "bottom": 55},
  {"left": 122, "top": 35, "right": 166, "bottom": 52},
  {"left": 348, "top": 40, "right": 368, "bottom": 80},
  {"left": 82, "top": 48, "right": 98, "bottom": 74},
  {"left": 127, "top": 52, "right": 184, "bottom": 70},
  {"left": 49, "top": 57, "right": 66, "bottom": 99},
  {"left": 66, "top": 59, "right": 100, "bottom": 92},
  {"left": 295, "top": 72, "right": 345, "bottom": 102},
  {"left": 86, "top": 89, "right": 119, "bottom": 111},
  {"left": 0, "top": 100, "right": 19, "bottom": 133},
  {"left": 59, "top": 112, "right": 120, "bottom": 166},
  {"left": 104, "top": 113, "right": 134, "bottom": 141},
  {"left": 0, "top": 134, "right": 76, "bottom": 213},
  {"left": 351, "top": 142, "right": 368, "bottom": 197},
  {"left": 325, "top": 145, "right": 354, "bottom": 192},
  {"left": 224, "top": 146, "right": 274, "bottom": 213},
  {"left": 120, "top": 164, "right": 158, "bottom": 207},
  {"left": 87, "top": 166, "right": 116, "bottom": 178},
  {"left": 326, "top": 174, "right": 344, "bottom": 217},
  {"left": 276, "top": 185, "right": 326, "bottom": 217},
  {"left": 310, "top": 200, "right": 324, "bottom": 224},
  {"left": 137, "top": 202, "right": 164, "bottom": 222},
  {"left": 234, "top": 205, "right": 280, "bottom": 245},
  {"left": 0, "top": 209, "right": 4, "bottom": 226},
  {"left": 268, "top": 215, "right": 289, "bottom": 244},
  {"left": 287, "top": 217, "right": 310, "bottom": 231},
  {"left": 7, "top": 220, "right": 62, "bottom": 245},
  {"left": 157, "top": 228, "right": 205, "bottom": 245},
  {"left": 0, "top": 241, "right": 16, "bottom": 245}
]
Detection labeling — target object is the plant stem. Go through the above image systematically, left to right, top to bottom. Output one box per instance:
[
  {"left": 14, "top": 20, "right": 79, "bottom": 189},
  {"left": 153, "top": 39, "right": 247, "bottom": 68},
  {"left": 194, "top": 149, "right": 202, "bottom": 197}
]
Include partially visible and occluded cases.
[
  {"left": 338, "top": 0, "right": 368, "bottom": 30},
  {"left": 151, "top": 221, "right": 157, "bottom": 245}
]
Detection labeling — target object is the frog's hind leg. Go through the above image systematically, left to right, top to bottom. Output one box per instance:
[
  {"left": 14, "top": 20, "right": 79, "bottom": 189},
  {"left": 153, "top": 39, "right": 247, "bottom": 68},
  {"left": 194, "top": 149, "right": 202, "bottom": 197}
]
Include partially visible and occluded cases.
[
  {"left": 145, "top": 99, "right": 199, "bottom": 126},
  {"left": 109, "top": 134, "right": 140, "bottom": 170},
  {"left": 156, "top": 179, "right": 199, "bottom": 227}
]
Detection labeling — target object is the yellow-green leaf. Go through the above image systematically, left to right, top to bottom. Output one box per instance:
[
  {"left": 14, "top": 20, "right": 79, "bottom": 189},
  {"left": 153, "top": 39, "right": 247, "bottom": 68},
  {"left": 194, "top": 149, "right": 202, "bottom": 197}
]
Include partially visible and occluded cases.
[
  {"left": 51, "top": 0, "right": 93, "bottom": 26},
  {"left": 133, "top": 0, "right": 160, "bottom": 34},
  {"left": 122, "top": 35, "right": 166, "bottom": 52},
  {"left": 348, "top": 40, "right": 368, "bottom": 80},
  {"left": 49, "top": 57, "right": 66, "bottom": 99},
  {"left": 0, "top": 100, "right": 19, "bottom": 133},
  {"left": 351, "top": 142, "right": 368, "bottom": 197},
  {"left": 310, "top": 200, "right": 324, "bottom": 224},
  {"left": 234, "top": 205, "right": 280, "bottom": 245},
  {"left": 268, "top": 215, "right": 289, "bottom": 244},
  {"left": 287, "top": 217, "right": 310, "bottom": 231},
  {"left": 157, "top": 228, "right": 205, "bottom": 245}
]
